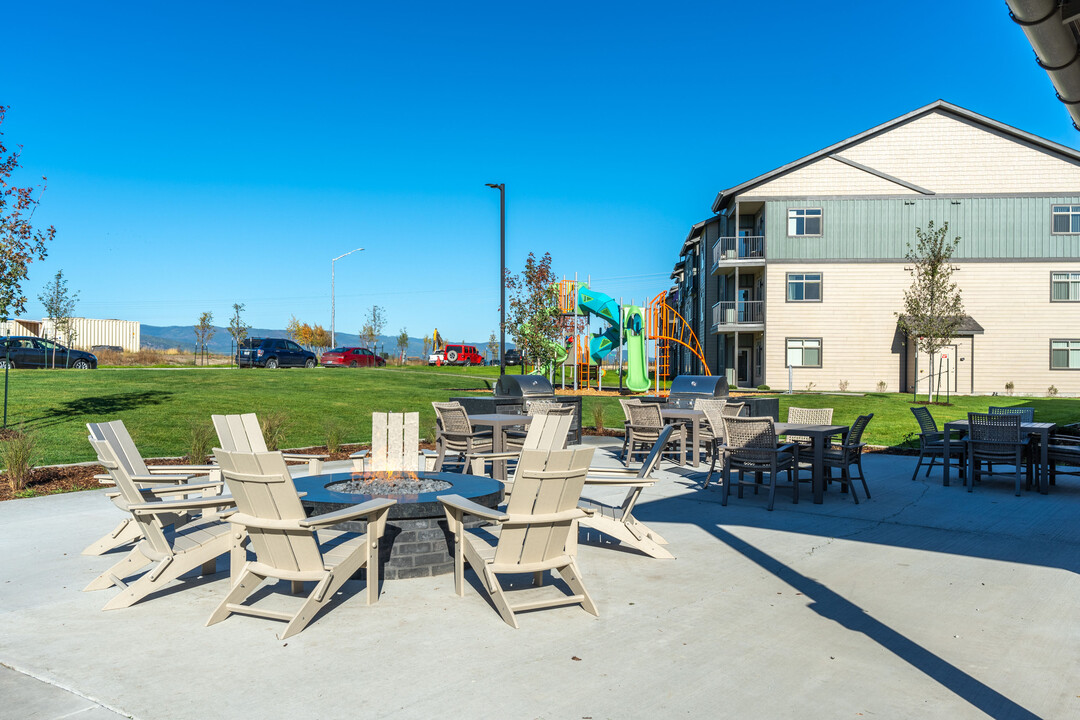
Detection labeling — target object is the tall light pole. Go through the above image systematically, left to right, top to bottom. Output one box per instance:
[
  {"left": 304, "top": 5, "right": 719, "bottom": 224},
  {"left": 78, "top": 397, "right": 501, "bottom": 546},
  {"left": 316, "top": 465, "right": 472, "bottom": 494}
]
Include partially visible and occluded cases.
[
  {"left": 485, "top": 183, "right": 506, "bottom": 376},
  {"left": 331, "top": 247, "right": 364, "bottom": 349}
]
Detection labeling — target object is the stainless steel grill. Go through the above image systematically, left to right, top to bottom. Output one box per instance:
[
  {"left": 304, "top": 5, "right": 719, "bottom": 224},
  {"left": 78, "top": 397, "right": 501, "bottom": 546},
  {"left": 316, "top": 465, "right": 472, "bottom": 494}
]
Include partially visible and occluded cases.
[
  {"left": 493, "top": 374, "right": 581, "bottom": 443},
  {"left": 666, "top": 375, "right": 730, "bottom": 409}
]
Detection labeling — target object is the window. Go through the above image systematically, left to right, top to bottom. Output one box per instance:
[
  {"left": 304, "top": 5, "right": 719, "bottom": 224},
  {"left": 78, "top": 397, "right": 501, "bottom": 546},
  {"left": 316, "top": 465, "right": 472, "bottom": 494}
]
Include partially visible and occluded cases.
[
  {"left": 1052, "top": 205, "right": 1080, "bottom": 234},
  {"left": 787, "top": 208, "right": 822, "bottom": 236},
  {"left": 1052, "top": 272, "right": 1080, "bottom": 301},
  {"left": 787, "top": 273, "right": 822, "bottom": 301},
  {"left": 786, "top": 338, "right": 821, "bottom": 368},
  {"left": 1051, "top": 340, "right": 1080, "bottom": 369},
  {"left": 286, "top": 341, "right": 302, "bottom": 351}
]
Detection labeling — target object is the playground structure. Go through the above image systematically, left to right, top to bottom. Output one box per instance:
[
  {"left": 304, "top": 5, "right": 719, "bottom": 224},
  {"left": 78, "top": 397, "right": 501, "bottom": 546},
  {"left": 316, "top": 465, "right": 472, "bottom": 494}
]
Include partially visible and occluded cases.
[{"left": 548, "top": 277, "right": 709, "bottom": 394}]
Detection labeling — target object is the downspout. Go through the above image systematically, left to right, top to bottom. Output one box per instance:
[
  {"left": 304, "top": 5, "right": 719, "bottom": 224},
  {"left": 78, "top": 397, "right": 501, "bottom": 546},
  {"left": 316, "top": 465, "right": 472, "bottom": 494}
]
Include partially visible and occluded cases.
[{"left": 1007, "top": 0, "right": 1080, "bottom": 130}]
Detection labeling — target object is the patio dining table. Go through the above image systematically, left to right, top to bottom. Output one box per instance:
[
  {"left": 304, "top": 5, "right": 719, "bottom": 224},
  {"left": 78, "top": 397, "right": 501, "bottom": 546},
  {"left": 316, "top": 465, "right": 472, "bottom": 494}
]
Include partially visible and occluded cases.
[
  {"left": 660, "top": 407, "right": 707, "bottom": 467},
  {"left": 468, "top": 413, "right": 533, "bottom": 482},
  {"left": 942, "top": 419, "right": 1056, "bottom": 493},
  {"left": 773, "top": 422, "right": 849, "bottom": 504}
]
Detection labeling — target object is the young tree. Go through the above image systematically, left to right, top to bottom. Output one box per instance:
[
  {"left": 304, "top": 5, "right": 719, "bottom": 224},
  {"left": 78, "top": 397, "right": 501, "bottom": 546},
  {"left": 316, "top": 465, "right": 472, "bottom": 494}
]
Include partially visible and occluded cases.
[
  {"left": 0, "top": 106, "right": 55, "bottom": 327},
  {"left": 896, "top": 220, "right": 965, "bottom": 402},
  {"left": 505, "top": 252, "right": 561, "bottom": 373},
  {"left": 38, "top": 269, "right": 78, "bottom": 368},
  {"left": 227, "top": 303, "right": 250, "bottom": 364},
  {"left": 361, "top": 305, "right": 386, "bottom": 348},
  {"left": 193, "top": 311, "right": 215, "bottom": 366},
  {"left": 285, "top": 315, "right": 302, "bottom": 343},
  {"left": 297, "top": 322, "right": 315, "bottom": 349},
  {"left": 311, "top": 323, "right": 331, "bottom": 353},
  {"left": 396, "top": 328, "right": 409, "bottom": 364},
  {"left": 487, "top": 330, "right": 498, "bottom": 364},
  {"left": 421, "top": 335, "right": 431, "bottom": 358}
]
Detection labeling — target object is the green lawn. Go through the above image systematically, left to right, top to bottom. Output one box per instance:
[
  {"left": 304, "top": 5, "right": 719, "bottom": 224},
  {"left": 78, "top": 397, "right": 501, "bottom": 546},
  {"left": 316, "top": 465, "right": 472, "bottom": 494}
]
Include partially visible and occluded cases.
[{"left": 2, "top": 366, "right": 1078, "bottom": 465}]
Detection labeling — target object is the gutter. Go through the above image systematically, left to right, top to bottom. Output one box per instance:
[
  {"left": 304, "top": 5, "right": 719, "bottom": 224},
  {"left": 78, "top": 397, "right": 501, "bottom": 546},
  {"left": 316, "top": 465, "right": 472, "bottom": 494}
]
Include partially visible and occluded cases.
[{"left": 1008, "top": 0, "right": 1080, "bottom": 130}]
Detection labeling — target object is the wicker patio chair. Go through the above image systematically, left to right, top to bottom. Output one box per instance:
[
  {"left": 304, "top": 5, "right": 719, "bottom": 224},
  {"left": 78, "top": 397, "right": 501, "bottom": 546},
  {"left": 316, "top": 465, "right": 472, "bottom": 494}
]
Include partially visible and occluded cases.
[
  {"left": 618, "top": 398, "right": 642, "bottom": 460},
  {"left": 694, "top": 398, "right": 727, "bottom": 458},
  {"left": 507, "top": 400, "right": 573, "bottom": 450},
  {"left": 625, "top": 401, "right": 686, "bottom": 466},
  {"left": 431, "top": 402, "right": 494, "bottom": 471},
  {"left": 785, "top": 406, "right": 833, "bottom": 448},
  {"left": 909, "top": 406, "right": 966, "bottom": 482},
  {"left": 988, "top": 406, "right": 1035, "bottom": 423},
  {"left": 965, "top": 412, "right": 1031, "bottom": 496},
  {"left": 822, "top": 413, "right": 874, "bottom": 503},
  {"left": 719, "top": 415, "right": 797, "bottom": 511},
  {"left": 1045, "top": 434, "right": 1080, "bottom": 488}
]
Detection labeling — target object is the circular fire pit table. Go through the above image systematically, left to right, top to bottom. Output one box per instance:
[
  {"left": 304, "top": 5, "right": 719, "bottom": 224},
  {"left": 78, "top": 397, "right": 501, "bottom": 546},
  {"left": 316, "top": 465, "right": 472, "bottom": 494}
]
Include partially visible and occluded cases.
[{"left": 293, "top": 470, "right": 503, "bottom": 580}]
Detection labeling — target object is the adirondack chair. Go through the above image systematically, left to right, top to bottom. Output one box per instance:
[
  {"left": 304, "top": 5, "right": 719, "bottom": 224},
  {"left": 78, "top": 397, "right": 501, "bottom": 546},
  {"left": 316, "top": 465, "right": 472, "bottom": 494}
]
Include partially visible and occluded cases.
[
  {"left": 464, "top": 411, "right": 573, "bottom": 487},
  {"left": 349, "top": 412, "right": 437, "bottom": 472},
  {"left": 212, "top": 413, "right": 327, "bottom": 474},
  {"left": 82, "top": 420, "right": 222, "bottom": 556},
  {"left": 578, "top": 425, "right": 674, "bottom": 559},
  {"left": 83, "top": 438, "right": 241, "bottom": 611},
  {"left": 440, "top": 447, "right": 597, "bottom": 628},
  {"left": 209, "top": 448, "right": 395, "bottom": 639}
]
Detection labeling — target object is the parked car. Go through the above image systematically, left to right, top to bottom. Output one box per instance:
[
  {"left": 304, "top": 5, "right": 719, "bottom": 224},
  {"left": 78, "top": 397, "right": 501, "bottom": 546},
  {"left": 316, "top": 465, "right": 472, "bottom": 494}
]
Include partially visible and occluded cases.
[
  {"left": 0, "top": 337, "right": 97, "bottom": 369},
  {"left": 236, "top": 338, "right": 317, "bottom": 368},
  {"left": 440, "top": 344, "right": 485, "bottom": 366},
  {"left": 320, "top": 347, "right": 385, "bottom": 368},
  {"left": 503, "top": 348, "right": 522, "bottom": 366},
  {"left": 428, "top": 350, "right": 445, "bottom": 366}
]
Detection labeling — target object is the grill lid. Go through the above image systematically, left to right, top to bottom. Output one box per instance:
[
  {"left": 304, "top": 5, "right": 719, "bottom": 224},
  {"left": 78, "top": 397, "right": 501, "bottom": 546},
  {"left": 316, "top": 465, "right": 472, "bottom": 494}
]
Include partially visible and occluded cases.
[
  {"left": 494, "top": 374, "right": 555, "bottom": 397},
  {"left": 668, "top": 375, "right": 729, "bottom": 398}
]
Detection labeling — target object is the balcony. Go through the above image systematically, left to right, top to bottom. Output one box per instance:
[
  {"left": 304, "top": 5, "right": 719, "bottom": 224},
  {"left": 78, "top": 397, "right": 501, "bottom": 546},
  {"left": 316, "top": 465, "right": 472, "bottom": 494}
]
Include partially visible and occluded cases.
[
  {"left": 711, "top": 235, "right": 766, "bottom": 271},
  {"left": 711, "top": 300, "right": 765, "bottom": 332}
]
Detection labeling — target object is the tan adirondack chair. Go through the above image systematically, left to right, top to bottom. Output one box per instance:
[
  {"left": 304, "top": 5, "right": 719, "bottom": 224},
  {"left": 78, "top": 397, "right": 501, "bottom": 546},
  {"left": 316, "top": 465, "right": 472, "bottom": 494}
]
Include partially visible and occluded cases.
[
  {"left": 465, "top": 411, "right": 573, "bottom": 488},
  {"left": 349, "top": 412, "right": 437, "bottom": 472},
  {"left": 212, "top": 413, "right": 327, "bottom": 474},
  {"left": 82, "top": 420, "right": 221, "bottom": 556},
  {"left": 578, "top": 425, "right": 674, "bottom": 559},
  {"left": 83, "top": 438, "right": 241, "bottom": 611},
  {"left": 440, "top": 446, "right": 597, "bottom": 628},
  {"left": 208, "top": 448, "right": 395, "bottom": 639}
]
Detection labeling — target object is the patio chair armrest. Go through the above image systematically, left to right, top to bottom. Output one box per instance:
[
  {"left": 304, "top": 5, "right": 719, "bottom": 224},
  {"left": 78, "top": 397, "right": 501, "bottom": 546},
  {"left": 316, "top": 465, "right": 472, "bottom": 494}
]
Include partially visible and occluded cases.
[
  {"left": 919, "top": 431, "right": 946, "bottom": 443},
  {"left": 776, "top": 443, "right": 796, "bottom": 453},
  {"left": 349, "top": 450, "right": 369, "bottom": 460},
  {"left": 465, "top": 450, "right": 520, "bottom": 461},
  {"left": 282, "top": 452, "right": 330, "bottom": 461},
  {"left": 147, "top": 464, "right": 218, "bottom": 473},
  {"left": 585, "top": 467, "right": 640, "bottom": 476},
  {"left": 94, "top": 473, "right": 115, "bottom": 485},
  {"left": 129, "top": 473, "right": 196, "bottom": 484},
  {"left": 584, "top": 475, "right": 651, "bottom": 487},
  {"left": 146, "top": 481, "right": 224, "bottom": 497},
  {"left": 439, "top": 494, "right": 509, "bottom": 522},
  {"left": 129, "top": 495, "right": 236, "bottom": 515},
  {"left": 299, "top": 498, "right": 397, "bottom": 528}
]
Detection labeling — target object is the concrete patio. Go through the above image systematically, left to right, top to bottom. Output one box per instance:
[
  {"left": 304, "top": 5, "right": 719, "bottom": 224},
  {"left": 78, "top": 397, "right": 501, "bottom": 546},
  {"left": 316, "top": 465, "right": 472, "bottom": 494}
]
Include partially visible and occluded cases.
[{"left": 1, "top": 438, "right": 1077, "bottom": 719}]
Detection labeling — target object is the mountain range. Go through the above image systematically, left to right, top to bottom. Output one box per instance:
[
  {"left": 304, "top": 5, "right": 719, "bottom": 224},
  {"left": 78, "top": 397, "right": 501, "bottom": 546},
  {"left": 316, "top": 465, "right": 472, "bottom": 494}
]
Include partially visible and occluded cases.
[{"left": 141, "top": 325, "right": 501, "bottom": 359}]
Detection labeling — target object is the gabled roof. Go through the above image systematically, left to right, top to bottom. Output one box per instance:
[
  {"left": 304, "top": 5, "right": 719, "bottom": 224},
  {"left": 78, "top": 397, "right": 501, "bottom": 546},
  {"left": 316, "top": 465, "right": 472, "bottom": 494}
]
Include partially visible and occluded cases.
[
  {"left": 711, "top": 100, "right": 1080, "bottom": 212},
  {"left": 679, "top": 216, "right": 719, "bottom": 256}
]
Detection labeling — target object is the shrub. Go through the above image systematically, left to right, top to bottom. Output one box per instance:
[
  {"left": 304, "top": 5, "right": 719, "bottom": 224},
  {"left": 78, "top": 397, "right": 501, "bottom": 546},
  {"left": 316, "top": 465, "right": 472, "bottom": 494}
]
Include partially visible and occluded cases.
[
  {"left": 838, "top": 380, "right": 849, "bottom": 392},
  {"left": 877, "top": 381, "right": 887, "bottom": 393},
  {"left": 1005, "top": 381, "right": 1014, "bottom": 396},
  {"left": 757, "top": 384, "right": 770, "bottom": 391},
  {"left": 1047, "top": 385, "right": 1059, "bottom": 398},
  {"left": 591, "top": 404, "right": 605, "bottom": 430},
  {"left": 260, "top": 411, "right": 290, "bottom": 451},
  {"left": 323, "top": 419, "right": 343, "bottom": 453},
  {"left": 187, "top": 422, "right": 215, "bottom": 464},
  {"left": 1, "top": 427, "right": 37, "bottom": 495}
]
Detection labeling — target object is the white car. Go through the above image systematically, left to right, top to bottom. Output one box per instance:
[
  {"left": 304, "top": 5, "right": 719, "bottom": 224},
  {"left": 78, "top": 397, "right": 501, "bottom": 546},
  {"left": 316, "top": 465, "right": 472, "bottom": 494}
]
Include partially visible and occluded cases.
[{"left": 427, "top": 350, "right": 445, "bottom": 366}]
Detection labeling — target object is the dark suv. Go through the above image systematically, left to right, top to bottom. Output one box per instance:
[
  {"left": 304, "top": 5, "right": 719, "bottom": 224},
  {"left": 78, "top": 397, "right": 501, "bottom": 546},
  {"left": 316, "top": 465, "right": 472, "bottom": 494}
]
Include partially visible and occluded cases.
[
  {"left": 0, "top": 336, "right": 97, "bottom": 369},
  {"left": 237, "top": 338, "right": 317, "bottom": 368}
]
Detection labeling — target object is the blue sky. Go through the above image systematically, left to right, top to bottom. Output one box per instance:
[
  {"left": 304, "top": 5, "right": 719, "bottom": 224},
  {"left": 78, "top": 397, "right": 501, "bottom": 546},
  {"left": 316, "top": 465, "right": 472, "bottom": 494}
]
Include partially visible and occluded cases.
[{"left": 3, "top": 1, "right": 1076, "bottom": 342}]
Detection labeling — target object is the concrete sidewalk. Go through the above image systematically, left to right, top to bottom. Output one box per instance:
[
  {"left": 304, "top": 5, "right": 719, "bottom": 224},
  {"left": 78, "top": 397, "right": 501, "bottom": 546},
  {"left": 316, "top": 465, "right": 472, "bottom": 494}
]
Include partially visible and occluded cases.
[{"left": 1, "top": 442, "right": 1077, "bottom": 719}]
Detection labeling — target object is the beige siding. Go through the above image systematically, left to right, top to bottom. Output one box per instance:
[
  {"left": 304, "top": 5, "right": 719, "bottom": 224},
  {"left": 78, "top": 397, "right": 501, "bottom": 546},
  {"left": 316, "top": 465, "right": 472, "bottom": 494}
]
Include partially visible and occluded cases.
[
  {"left": 841, "top": 111, "right": 1080, "bottom": 195},
  {"left": 749, "top": 157, "right": 918, "bottom": 197},
  {"left": 764, "top": 262, "right": 1080, "bottom": 396},
  {"left": 1, "top": 317, "right": 141, "bottom": 352}
]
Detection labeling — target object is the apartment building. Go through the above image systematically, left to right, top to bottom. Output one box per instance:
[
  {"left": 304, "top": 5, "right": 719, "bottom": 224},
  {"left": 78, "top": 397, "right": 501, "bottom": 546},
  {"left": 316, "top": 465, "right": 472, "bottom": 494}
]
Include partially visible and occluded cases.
[{"left": 669, "top": 100, "right": 1080, "bottom": 395}]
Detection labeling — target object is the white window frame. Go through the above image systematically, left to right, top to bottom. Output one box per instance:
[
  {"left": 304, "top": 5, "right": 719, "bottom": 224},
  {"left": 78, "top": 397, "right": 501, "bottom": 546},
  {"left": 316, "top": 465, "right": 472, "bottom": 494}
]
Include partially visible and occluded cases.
[
  {"left": 1051, "top": 205, "right": 1080, "bottom": 235},
  {"left": 787, "top": 208, "right": 823, "bottom": 237},
  {"left": 1051, "top": 271, "right": 1080, "bottom": 302},
  {"left": 786, "top": 272, "right": 822, "bottom": 302},
  {"left": 786, "top": 337, "right": 822, "bottom": 368},
  {"left": 1051, "top": 339, "right": 1080, "bottom": 370}
]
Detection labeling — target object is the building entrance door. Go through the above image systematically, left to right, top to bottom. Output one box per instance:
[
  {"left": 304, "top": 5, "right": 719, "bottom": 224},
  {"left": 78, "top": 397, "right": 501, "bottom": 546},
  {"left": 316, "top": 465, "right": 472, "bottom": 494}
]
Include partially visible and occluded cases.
[{"left": 737, "top": 348, "right": 750, "bottom": 387}]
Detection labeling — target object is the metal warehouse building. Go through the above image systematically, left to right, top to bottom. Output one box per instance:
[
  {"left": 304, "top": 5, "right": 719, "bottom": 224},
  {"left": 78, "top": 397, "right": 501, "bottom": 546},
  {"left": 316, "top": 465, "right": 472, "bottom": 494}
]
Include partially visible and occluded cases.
[{"left": 0, "top": 317, "right": 140, "bottom": 353}]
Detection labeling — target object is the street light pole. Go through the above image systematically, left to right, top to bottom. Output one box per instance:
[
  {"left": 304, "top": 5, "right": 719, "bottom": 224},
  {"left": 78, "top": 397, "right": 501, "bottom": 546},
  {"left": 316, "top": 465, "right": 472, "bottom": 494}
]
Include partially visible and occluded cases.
[
  {"left": 485, "top": 183, "right": 506, "bottom": 376},
  {"left": 331, "top": 247, "right": 364, "bottom": 349}
]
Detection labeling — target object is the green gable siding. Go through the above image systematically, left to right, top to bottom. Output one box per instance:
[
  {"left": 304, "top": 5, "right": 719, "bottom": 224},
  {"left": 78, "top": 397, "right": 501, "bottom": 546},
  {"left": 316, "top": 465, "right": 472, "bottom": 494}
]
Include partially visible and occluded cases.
[{"left": 762, "top": 196, "right": 1080, "bottom": 261}]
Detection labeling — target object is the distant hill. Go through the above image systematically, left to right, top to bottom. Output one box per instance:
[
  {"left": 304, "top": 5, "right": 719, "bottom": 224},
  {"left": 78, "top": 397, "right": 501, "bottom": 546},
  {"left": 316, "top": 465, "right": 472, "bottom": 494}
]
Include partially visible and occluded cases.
[{"left": 141, "top": 325, "right": 504, "bottom": 359}]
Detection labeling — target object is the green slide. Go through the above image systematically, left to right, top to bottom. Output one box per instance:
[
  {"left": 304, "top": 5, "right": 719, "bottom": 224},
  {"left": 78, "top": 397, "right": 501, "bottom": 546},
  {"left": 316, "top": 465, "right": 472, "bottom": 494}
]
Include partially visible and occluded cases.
[{"left": 623, "top": 305, "right": 650, "bottom": 393}]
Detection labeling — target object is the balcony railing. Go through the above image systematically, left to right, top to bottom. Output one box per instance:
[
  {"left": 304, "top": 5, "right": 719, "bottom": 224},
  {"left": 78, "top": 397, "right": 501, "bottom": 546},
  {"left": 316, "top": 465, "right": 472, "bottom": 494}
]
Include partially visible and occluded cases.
[
  {"left": 712, "top": 235, "right": 766, "bottom": 266},
  {"left": 712, "top": 300, "right": 764, "bottom": 328}
]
